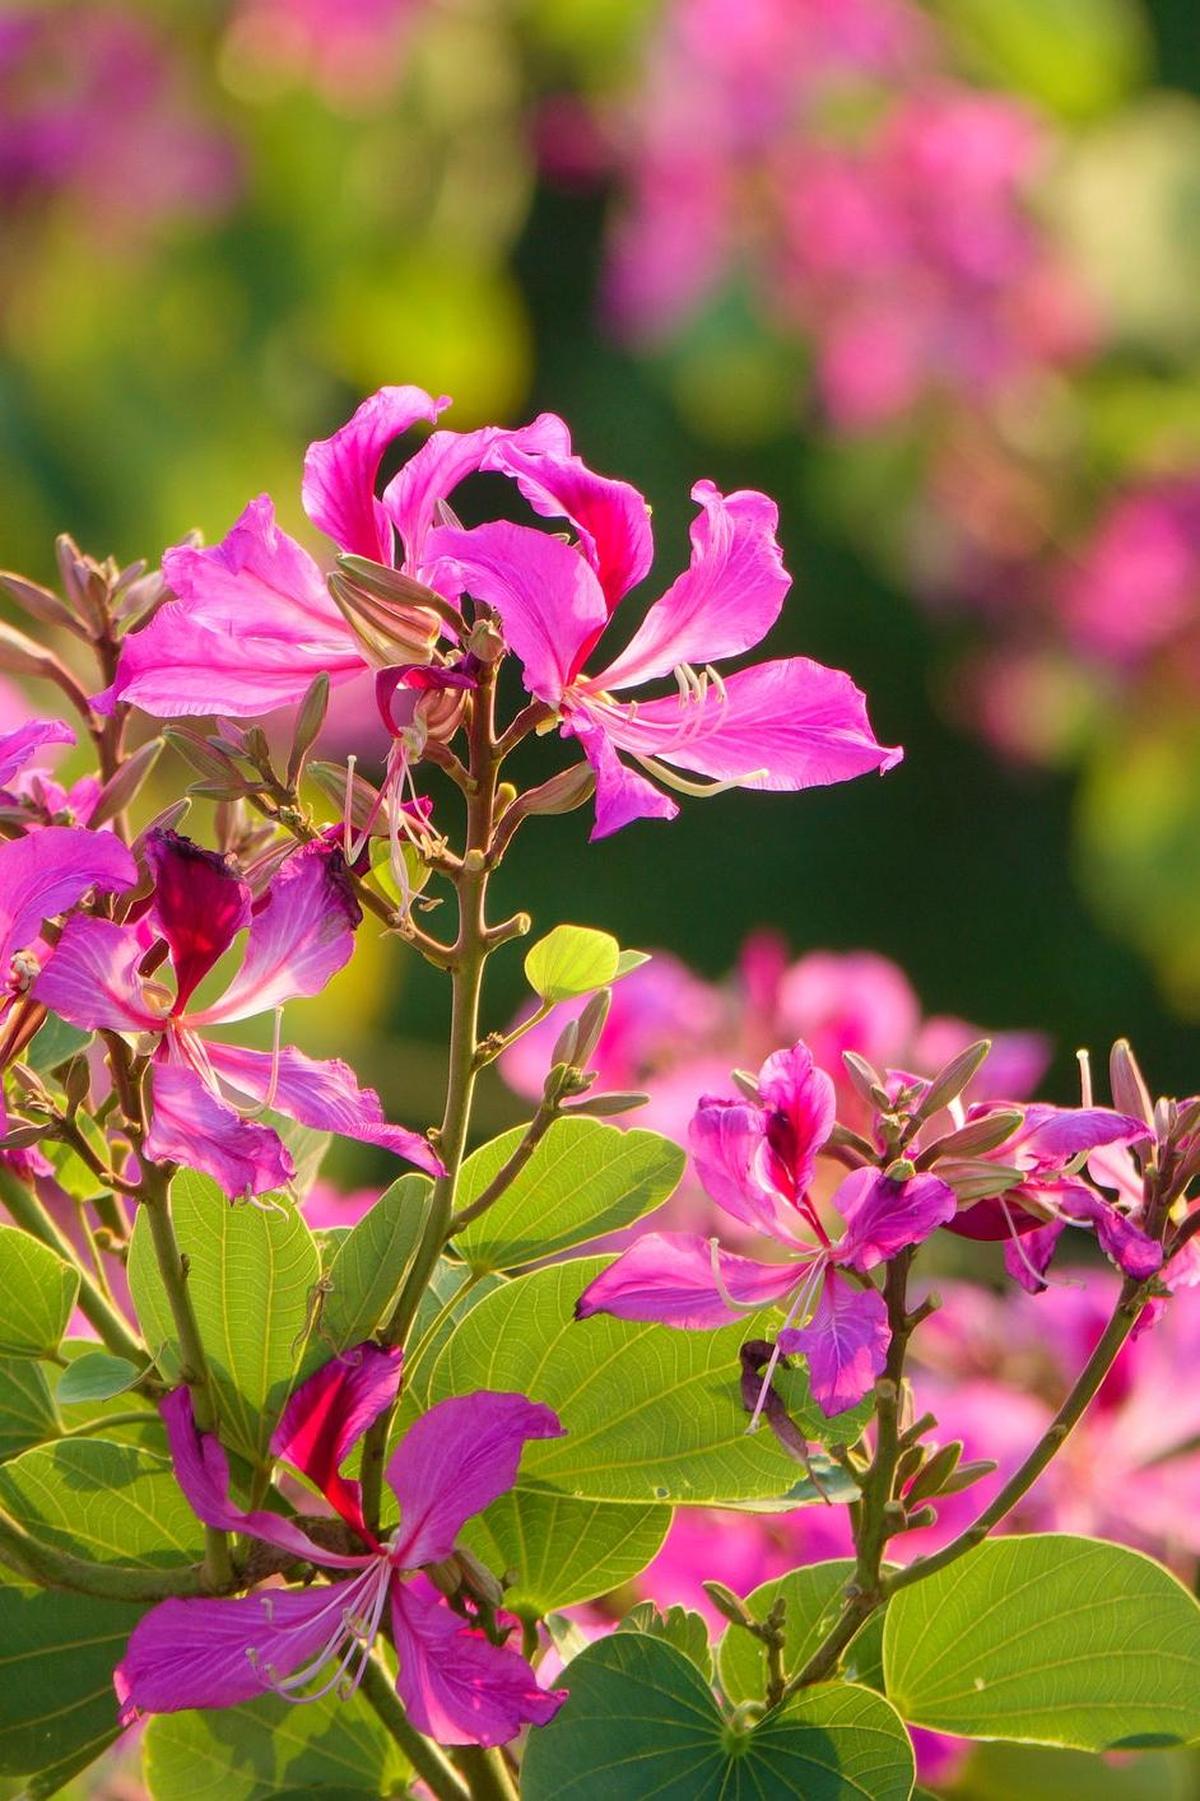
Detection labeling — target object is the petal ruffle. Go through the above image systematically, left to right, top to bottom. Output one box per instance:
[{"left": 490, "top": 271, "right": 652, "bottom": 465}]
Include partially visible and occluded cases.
[
  {"left": 303, "top": 385, "right": 448, "bottom": 562},
  {"left": 384, "top": 413, "right": 564, "bottom": 571},
  {"left": 594, "top": 482, "right": 789, "bottom": 689},
  {"left": 104, "top": 497, "right": 360, "bottom": 719},
  {"left": 425, "top": 520, "right": 609, "bottom": 707},
  {"left": 601, "top": 656, "right": 903, "bottom": 791},
  {"left": 569, "top": 711, "right": 678, "bottom": 841},
  {"left": 0, "top": 718, "right": 74, "bottom": 789},
  {"left": 0, "top": 826, "right": 136, "bottom": 960},
  {"left": 144, "top": 830, "right": 252, "bottom": 1010},
  {"left": 195, "top": 842, "right": 359, "bottom": 1025},
  {"left": 33, "top": 915, "right": 160, "bottom": 1032},
  {"left": 202, "top": 1039, "right": 443, "bottom": 1176},
  {"left": 757, "top": 1041, "right": 837, "bottom": 1196},
  {"left": 145, "top": 1062, "right": 293, "bottom": 1200},
  {"left": 688, "top": 1100, "right": 805, "bottom": 1245},
  {"left": 1011, "top": 1104, "right": 1152, "bottom": 1171},
  {"left": 835, "top": 1168, "right": 957, "bottom": 1273},
  {"left": 574, "top": 1231, "right": 801, "bottom": 1329},
  {"left": 780, "top": 1272, "right": 890, "bottom": 1416},
  {"left": 272, "top": 1343, "right": 403, "bottom": 1538},
  {"left": 387, "top": 1392, "right": 563, "bottom": 1569},
  {"left": 392, "top": 1578, "right": 565, "bottom": 1747}
]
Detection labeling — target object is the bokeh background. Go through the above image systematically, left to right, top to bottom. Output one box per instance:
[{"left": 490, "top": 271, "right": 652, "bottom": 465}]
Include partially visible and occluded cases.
[{"left": 3, "top": 4, "right": 1200, "bottom": 1796}]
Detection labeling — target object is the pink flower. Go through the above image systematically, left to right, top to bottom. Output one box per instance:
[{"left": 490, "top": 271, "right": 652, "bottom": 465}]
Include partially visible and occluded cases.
[
  {"left": 1058, "top": 479, "right": 1200, "bottom": 668},
  {"left": 427, "top": 480, "right": 901, "bottom": 838},
  {"left": 34, "top": 829, "right": 439, "bottom": 1199},
  {"left": 577, "top": 1042, "right": 955, "bottom": 1414},
  {"left": 116, "top": 1349, "right": 566, "bottom": 1745}
]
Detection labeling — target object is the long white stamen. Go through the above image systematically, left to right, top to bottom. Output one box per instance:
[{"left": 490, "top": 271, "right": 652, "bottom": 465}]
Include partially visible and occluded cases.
[
  {"left": 633, "top": 752, "right": 770, "bottom": 799},
  {"left": 342, "top": 755, "right": 358, "bottom": 861},
  {"left": 1077, "top": 1048, "right": 1093, "bottom": 1109},
  {"left": 999, "top": 1197, "right": 1082, "bottom": 1291},
  {"left": 747, "top": 1257, "right": 829, "bottom": 1434}
]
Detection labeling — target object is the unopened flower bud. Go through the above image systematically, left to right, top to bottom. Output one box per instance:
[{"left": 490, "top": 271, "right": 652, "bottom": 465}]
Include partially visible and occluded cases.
[
  {"left": 328, "top": 563, "right": 442, "bottom": 670},
  {"left": 575, "top": 989, "right": 612, "bottom": 1065},
  {"left": 916, "top": 1038, "right": 991, "bottom": 1121},
  {"left": 1110, "top": 1039, "right": 1155, "bottom": 1131}
]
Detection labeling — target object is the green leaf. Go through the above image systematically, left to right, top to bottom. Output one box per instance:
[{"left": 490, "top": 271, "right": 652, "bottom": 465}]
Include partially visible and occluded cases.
[
  {"left": 940, "top": 0, "right": 1148, "bottom": 119},
  {"left": 525, "top": 924, "right": 619, "bottom": 1003},
  {"left": 614, "top": 949, "right": 651, "bottom": 980},
  {"left": 25, "top": 1015, "right": 90, "bottom": 1074},
  {"left": 452, "top": 1118, "right": 685, "bottom": 1273},
  {"left": 127, "top": 1171, "right": 321, "bottom": 1461},
  {"left": 315, "top": 1173, "right": 433, "bottom": 1357},
  {"left": 0, "top": 1226, "right": 79, "bottom": 1359},
  {"left": 419, "top": 1258, "right": 859, "bottom": 1507},
  {"left": 55, "top": 1340, "right": 163, "bottom": 1452},
  {"left": 55, "top": 1351, "right": 143, "bottom": 1406},
  {"left": 0, "top": 1359, "right": 59, "bottom": 1462},
  {"left": 0, "top": 1438, "right": 203, "bottom": 1567},
  {"left": 460, "top": 1490, "right": 670, "bottom": 1617},
  {"left": 883, "top": 1533, "right": 1200, "bottom": 1749},
  {"left": 718, "top": 1560, "right": 885, "bottom": 1705},
  {"left": 0, "top": 1573, "right": 140, "bottom": 1779},
  {"left": 618, "top": 1602, "right": 713, "bottom": 1679},
  {"left": 522, "top": 1636, "right": 914, "bottom": 1800},
  {"left": 142, "top": 1689, "right": 408, "bottom": 1801},
  {"left": 950, "top": 1738, "right": 1194, "bottom": 1799}
]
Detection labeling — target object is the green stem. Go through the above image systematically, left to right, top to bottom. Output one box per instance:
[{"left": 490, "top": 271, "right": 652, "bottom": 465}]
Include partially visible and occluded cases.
[
  {"left": 360, "top": 661, "right": 501, "bottom": 1532},
  {"left": 446, "top": 1097, "right": 557, "bottom": 1237},
  {"left": 139, "top": 1163, "right": 234, "bottom": 1589},
  {"left": 0, "top": 1167, "right": 146, "bottom": 1367},
  {"left": 788, "top": 1271, "right": 1150, "bottom": 1693},
  {"left": 883, "top": 1274, "right": 1148, "bottom": 1598},
  {"left": 56, "top": 1410, "right": 154, "bottom": 1441},
  {"left": 0, "top": 1504, "right": 218, "bottom": 1601},
  {"left": 358, "top": 1656, "right": 469, "bottom": 1800},
  {"left": 455, "top": 1746, "right": 519, "bottom": 1800}
]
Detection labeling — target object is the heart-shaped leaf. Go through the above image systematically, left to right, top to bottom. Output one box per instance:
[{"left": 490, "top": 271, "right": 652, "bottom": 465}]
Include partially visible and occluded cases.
[{"left": 525, "top": 925, "right": 620, "bottom": 1003}]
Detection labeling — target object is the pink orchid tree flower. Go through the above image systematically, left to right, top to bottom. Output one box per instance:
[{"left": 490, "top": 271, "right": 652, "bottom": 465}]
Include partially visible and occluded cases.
[
  {"left": 426, "top": 479, "right": 901, "bottom": 839},
  {"left": 34, "top": 829, "right": 440, "bottom": 1200},
  {"left": 576, "top": 1041, "right": 955, "bottom": 1415},
  {"left": 941, "top": 1102, "right": 1159, "bottom": 1290},
  {"left": 116, "top": 1347, "right": 567, "bottom": 1745}
]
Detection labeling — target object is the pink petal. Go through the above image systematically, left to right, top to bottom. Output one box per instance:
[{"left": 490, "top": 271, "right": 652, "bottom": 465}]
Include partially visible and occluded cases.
[
  {"left": 303, "top": 386, "right": 448, "bottom": 562},
  {"left": 384, "top": 413, "right": 565, "bottom": 570},
  {"left": 487, "top": 420, "right": 654, "bottom": 609},
  {"left": 593, "top": 482, "right": 789, "bottom": 689},
  {"left": 103, "top": 497, "right": 361, "bottom": 719},
  {"left": 425, "top": 520, "right": 609, "bottom": 707},
  {"left": 602, "top": 656, "right": 902, "bottom": 791},
  {"left": 568, "top": 710, "right": 678, "bottom": 840},
  {"left": 0, "top": 718, "right": 74, "bottom": 789},
  {"left": 0, "top": 825, "right": 136, "bottom": 959},
  {"left": 145, "top": 831, "right": 252, "bottom": 1010},
  {"left": 195, "top": 842, "right": 359, "bottom": 1025},
  {"left": 34, "top": 915, "right": 161, "bottom": 1032},
  {"left": 203, "top": 1039, "right": 443, "bottom": 1177},
  {"left": 757, "top": 1041, "right": 837, "bottom": 1193},
  {"left": 144, "top": 1062, "right": 293, "bottom": 1200},
  {"left": 687, "top": 1100, "right": 806, "bottom": 1244},
  {"left": 1014, "top": 1105, "right": 1152, "bottom": 1170},
  {"left": 835, "top": 1168, "right": 957, "bottom": 1273},
  {"left": 1054, "top": 1184, "right": 1163, "bottom": 1282},
  {"left": 1004, "top": 1219, "right": 1064, "bottom": 1294},
  {"left": 574, "top": 1231, "right": 801, "bottom": 1329},
  {"left": 780, "top": 1273, "right": 890, "bottom": 1416},
  {"left": 271, "top": 1343, "right": 403, "bottom": 1537},
  {"left": 160, "top": 1385, "right": 372, "bottom": 1568},
  {"left": 387, "top": 1392, "right": 564, "bottom": 1569},
  {"left": 116, "top": 1569, "right": 382, "bottom": 1719},
  {"left": 391, "top": 1578, "right": 565, "bottom": 1747}
]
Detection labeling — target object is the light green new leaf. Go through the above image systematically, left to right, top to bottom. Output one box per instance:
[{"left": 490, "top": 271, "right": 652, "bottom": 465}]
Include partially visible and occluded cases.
[
  {"left": 525, "top": 924, "right": 620, "bottom": 1003},
  {"left": 25, "top": 1014, "right": 90, "bottom": 1074},
  {"left": 452, "top": 1118, "right": 684, "bottom": 1272},
  {"left": 127, "top": 1170, "right": 320, "bottom": 1461},
  {"left": 315, "top": 1173, "right": 433, "bottom": 1357},
  {"left": 0, "top": 1226, "right": 79, "bottom": 1359},
  {"left": 420, "top": 1258, "right": 859, "bottom": 1506},
  {"left": 56, "top": 1351, "right": 143, "bottom": 1406},
  {"left": 0, "top": 1358, "right": 59, "bottom": 1462},
  {"left": 0, "top": 1437, "right": 203, "bottom": 1567},
  {"left": 460, "top": 1489, "right": 670, "bottom": 1617},
  {"left": 883, "top": 1534, "right": 1200, "bottom": 1749},
  {"left": 718, "top": 1560, "right": 885, "bottom": 1705},
  {"left": 0, "top": 1574, "right": 141, "bottom": 1780},
  {"left": 618, "top": 1602, "right": 713, "bottom": 1680},
  {"left": 522, "top": 1636, "right": 914, "bottom": 1800},
  {"left": 143, "top": 1688, "right": 409, "bottom": 1801}
]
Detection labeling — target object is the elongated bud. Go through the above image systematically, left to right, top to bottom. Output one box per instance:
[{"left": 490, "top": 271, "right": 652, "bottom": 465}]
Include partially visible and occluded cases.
[
  {"left": 328, "top": 560, "right": 444, "bottom": 669},
  {"left": 0, "top": 571, "right": 83, "bottom": 638},
  {"left": 0, "top": 619, "right": 74, "bottom": 682},
  {"left": 286, "top": 674, "right": 330, "bottom": 789},
  {"left": 163, "top": 728, "right": 247, "bottom": 787},
  {"left": 89, "top": 737, "right": 164, "bottom": 829},
  {"left": 309, "top": 760, "right": 384, "bottom": 837},
  {"left": 508, "top": 762, "right": 594, "bottom": 820},
  {"left": 575, "top": 989, "right": 612, "bottom": 1066},
  {"left": 549, "top": 1019, "right": 580, "bottom": 1071},
  {"left": 916, "top": 1039, "right": 991, "bottom": 1121},
  {"left": 1110, "top": 1039, "right": 1155, "bottom": 1131},
  {"left": 842, "top": 1050, "right": 884, "bottom": 1105},
  {"left": 62, "top": 1055, "right": 92, "bottom": 1114},
  {"left": 731, "top": 1068, "right": 761, "bottom": 1103},
  {"left": 564, "top": 1090, "right": 649, "bottom": 1117},
  {"left": 918, "top": 1108, "right": 1024, "bottom": 1166},
  {"left": 0, "top": 1121, "right": 50, "bottom": 1149},
  {"left": 938, "top": 1158, "right": 1027, "bottom": 1203},
  {"left": 905, "top": 1440, "right": 963, "bottom": 1504},
  {"left": 894, "top": 1445, "right": 925, "bottom": 1490},
  {"left": 935, "top": 1458, "right": 998, "bottom": 1497},
  {"left": 702, "top": 1581, "right": 755, "bottom": 1631}
]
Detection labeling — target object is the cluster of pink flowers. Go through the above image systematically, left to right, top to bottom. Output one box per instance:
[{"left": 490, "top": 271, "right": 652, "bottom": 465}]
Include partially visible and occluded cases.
[{"left": 0, "top": 5, "right": 237, "bottom": 239}]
